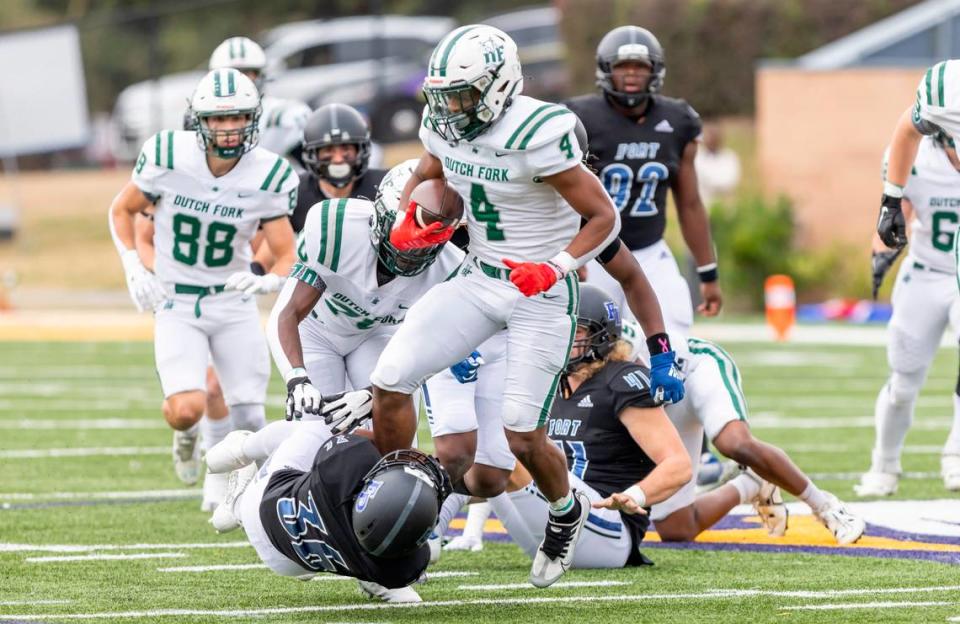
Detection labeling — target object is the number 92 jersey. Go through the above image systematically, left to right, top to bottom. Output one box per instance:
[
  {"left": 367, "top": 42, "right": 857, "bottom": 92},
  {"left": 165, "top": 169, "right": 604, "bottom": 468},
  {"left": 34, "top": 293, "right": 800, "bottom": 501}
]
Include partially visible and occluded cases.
[
  {"left": 564, "top": 93, "right": 702, "bottom": 251},
  {"left": 419, "top": 95, "right": 583, "bottom": 266},
  {"left": 132, "top": 130, "right": 299, "bottom": 286}
]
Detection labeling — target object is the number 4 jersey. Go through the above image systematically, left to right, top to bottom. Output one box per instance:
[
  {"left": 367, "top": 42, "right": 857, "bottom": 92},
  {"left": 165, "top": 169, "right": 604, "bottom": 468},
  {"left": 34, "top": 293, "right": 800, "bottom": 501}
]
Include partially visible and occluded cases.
[
  {"left": 565, "top": 93, "right": 701, "bottom": 251},
  {"left": 419, "top": 95, "right": 584, "bottom": 266},
  {"left": 132, "top": 130, "right": 299, "bottom": 286}
]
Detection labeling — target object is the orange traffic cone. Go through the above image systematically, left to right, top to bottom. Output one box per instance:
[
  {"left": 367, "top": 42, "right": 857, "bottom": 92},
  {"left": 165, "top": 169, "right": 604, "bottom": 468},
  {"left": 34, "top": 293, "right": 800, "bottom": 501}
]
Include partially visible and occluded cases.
[{"left": 764, "top": 274, "right": 795, "bottom": 341}]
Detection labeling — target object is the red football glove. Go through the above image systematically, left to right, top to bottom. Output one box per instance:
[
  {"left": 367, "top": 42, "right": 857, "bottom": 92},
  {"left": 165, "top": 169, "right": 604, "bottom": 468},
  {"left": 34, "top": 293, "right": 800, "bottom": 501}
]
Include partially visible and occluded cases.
[
  {"left": 390, "top": 203, "right": 454, "bottom": 251},
  {"left": 502, "top": 258, "right": 562, "bottom": 297}
]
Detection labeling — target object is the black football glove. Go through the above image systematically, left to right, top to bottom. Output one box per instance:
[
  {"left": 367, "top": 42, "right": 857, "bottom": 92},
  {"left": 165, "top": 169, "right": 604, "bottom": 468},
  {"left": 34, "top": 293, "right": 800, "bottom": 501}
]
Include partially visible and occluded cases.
[
  {"left": 877, "top": 194, "right": 907, "bottom": 249},
  {"left": 871, "top": 247, "right": 903, "bottom": 300}
]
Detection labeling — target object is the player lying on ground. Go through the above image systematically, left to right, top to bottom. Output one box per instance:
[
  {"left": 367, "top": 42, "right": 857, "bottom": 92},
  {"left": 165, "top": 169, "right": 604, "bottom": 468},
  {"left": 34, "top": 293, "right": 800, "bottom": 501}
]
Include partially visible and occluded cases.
[
  {"left": 108, "top": 68, "right": 297, "bottom": 510},
  {"left": 859, "top": 130, "right": 960, "bottom": 496},
  {"left": 268, "top": 161, "right": 463, "bottom": 425},
  {"left": 204, "top": 420, "right": 451, "bottom": 603}
]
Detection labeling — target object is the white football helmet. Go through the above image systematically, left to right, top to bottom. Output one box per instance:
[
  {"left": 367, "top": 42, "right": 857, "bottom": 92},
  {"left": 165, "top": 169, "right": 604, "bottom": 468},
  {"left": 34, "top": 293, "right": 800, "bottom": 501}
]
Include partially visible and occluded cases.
[
  {"left": 423, "top": 25, "right": 523, "bottom": 143},
  {"left": 209, "top": 36, "right": 268, "bottom": 90},
  {"left": 190, "top": 68, "right": 261, "bottom": 158}
]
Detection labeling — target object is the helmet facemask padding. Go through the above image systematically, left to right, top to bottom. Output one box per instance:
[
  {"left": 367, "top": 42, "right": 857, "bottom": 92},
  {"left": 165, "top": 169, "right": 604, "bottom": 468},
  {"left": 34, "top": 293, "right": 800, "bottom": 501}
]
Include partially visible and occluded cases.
[{"left": 195, "top": 110, "right": 261, "bottom": 159}]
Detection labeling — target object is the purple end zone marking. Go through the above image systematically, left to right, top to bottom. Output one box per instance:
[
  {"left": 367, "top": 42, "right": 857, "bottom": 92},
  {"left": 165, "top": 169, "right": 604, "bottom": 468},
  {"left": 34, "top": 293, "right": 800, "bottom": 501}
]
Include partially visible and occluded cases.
[{"left": 462, "top": 513, "right": 960, "bottom": 562}]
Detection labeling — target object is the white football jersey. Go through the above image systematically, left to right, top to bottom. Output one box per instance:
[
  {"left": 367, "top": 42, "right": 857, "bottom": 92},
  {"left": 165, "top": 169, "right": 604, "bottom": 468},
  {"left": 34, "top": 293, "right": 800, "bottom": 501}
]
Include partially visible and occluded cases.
[
  {"left": 913, "top": 60, "right": 960, "bottom": 140},
  {"left": 259, "top": 95, "right": 310, "bottom": 157},
  {"left": 419, "top": 95, "right": 583, "bottom": 266},
  {"left": 132, "top": 130, "right": 299, "bottom": 286},
  {"left": 884, "top": 137, "right": 960, "bottom": 273},
  {"left": 292, "top": 197, "right": 465, "bottom": 336}
]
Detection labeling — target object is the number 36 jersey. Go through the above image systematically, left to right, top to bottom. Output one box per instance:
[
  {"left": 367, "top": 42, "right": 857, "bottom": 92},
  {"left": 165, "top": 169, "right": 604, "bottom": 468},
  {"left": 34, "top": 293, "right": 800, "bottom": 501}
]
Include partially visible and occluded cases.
[
  {"left": 565, "top": 93, "right": 701, "bottom": 251},
  {"left": 419, "top": 95, "right": 583, "bottom": 267},
  {"left": 132, "top": 130, "right": 299, "bottom": 286}
]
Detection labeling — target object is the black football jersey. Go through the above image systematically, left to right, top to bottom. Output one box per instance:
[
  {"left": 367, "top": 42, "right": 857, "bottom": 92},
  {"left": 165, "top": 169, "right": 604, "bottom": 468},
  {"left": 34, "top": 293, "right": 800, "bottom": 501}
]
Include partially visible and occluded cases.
[
  {"left": 564, "top": 94, "right": 701, "bottom": 251},
  {"left": 290, "top": 168, "right": 387, "bottom": 234},
  {"left": 548, "top": 360, "right": 660, "bottom": 561},
  {"left": 259, "top": 434, "right": 428, "bottom": 588}
]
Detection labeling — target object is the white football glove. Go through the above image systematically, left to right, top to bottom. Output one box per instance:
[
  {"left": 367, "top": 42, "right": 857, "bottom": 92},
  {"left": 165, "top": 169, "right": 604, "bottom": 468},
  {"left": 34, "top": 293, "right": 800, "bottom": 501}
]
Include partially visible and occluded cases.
[
  {"left": 120, "top": 249, "right": 166, "bottom": 313},
  {"left": 225, "top": 271, "right": 283, "bottom": 299},
  {"left": 285, "top": 369, "right": 323, "bottom": 421},
  {"left": 322, "top": 389, "right": 374, "bottom": 434}
]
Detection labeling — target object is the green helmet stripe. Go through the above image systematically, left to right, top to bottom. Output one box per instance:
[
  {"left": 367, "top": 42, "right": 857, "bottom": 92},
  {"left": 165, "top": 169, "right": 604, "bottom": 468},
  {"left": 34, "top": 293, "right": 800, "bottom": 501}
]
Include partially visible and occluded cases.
[
  {"left": 433, "top": 26, "right": 478, "bottom": 77},
  {"left": 240, "top": 37, "right": 246, "bottom": 59},
  {"left": 228, "top": 38, "right": 236, "bottom": 59},
  {"left": 938, "top": 61, "right": 947, "bottom": 107},
  {"left": 926, "top": 66, "right": 934, "bottom": 106},
  {"left": 227, "top": 70, "right": 236, "bottom": 95},
  {"left": 213, "top": 71, "right": 222, "bottom": 97},
  {"left": 504, "top": 104, "right": 554, "bottom": 149},
  {"left": 518, "top": 109, "right": 572, "bottom": 150},
  {"left": 166, "top": 130, "right": 174, "bottom": 170},
  {"left": 154, "top": 132, "right": 162, "bottom": 166},
  {"left": 260, "top": 156, "right": 284, "bottom": 190},
  {"left": 329, "top": 198, "right": 347, "bottom": 272}
]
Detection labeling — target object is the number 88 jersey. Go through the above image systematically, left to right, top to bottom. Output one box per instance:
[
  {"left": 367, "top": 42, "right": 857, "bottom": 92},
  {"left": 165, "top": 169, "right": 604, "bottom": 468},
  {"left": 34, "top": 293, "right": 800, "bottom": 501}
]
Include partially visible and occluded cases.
[
  {"left": 565, "top": 93, "right": 702, "bottom": 251},
  {"left": 132, "top": 130, "right": 299, "bottom": 286}
]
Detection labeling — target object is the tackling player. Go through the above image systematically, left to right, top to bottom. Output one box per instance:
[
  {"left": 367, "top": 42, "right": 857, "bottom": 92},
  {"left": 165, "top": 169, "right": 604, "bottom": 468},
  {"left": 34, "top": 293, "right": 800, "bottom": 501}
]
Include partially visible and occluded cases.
[
  {"left": 369, "top": 25, "right": 631, "bottom": 588},
  {"left": 565, "top": 25, "right": 721, "bottom": 332},
  {"left": 109, "top": 68, "right": 297, "bottom": 503},
  {"left": 859, "top": 130, "right": 960, "bottom": 496},
  {"left": 204, "top": 420, "right": 450, "bottom": 603}
]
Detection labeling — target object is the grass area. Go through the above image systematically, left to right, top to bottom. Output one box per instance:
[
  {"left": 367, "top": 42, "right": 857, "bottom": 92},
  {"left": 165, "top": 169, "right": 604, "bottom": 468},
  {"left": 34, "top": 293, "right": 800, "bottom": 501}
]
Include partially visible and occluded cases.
[{"left": 1, "top": 338, "right": 959, "bottom": 623}]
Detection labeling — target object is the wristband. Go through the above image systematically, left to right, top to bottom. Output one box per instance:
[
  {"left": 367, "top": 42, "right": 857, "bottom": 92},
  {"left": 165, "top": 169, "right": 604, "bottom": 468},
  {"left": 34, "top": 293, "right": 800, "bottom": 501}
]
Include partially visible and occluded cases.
[
  {"left": 883, "top": 181, "right": 904, "bottom": 198},
  {"left": 548, "top": 251, "right": 577, "bottom": 277},
  {"left": 250, "top": 261, "right": 266, "bottom": 276},
  {"left": 697, "top": 262, "right": 718, "bottom": 283},
  {"left": 646, "top": 332, "right": 672, "bottom": 355},
  {"left": 284, "top": 367, "right": 308, "bottom": 384},
  {"left": 623, "top": 484, "right": 647, "bottom": 508}
]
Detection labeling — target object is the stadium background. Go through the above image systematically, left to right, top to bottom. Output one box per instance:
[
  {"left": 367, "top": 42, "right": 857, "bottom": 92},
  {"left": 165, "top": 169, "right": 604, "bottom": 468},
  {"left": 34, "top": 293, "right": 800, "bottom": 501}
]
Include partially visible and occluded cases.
[{"left": 3, "top": 1, "right": 960, "bottom": 622}]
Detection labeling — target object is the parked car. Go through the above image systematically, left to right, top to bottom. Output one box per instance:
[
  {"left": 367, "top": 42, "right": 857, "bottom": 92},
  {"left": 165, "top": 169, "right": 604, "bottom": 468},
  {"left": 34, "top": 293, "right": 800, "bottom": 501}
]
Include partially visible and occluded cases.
[{"left": 110, "top": 15, "right": 455, "bottom": 160}]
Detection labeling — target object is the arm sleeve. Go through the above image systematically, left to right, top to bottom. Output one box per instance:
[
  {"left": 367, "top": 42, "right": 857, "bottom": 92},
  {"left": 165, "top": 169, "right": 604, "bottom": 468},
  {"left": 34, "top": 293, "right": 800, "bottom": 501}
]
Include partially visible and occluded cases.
[
  {"left": 913, "top": 61, "right": 953, "bottom": 136},
  {"left": 131, "top": 133, "right": 169, "bottom": 201},
  {"left": 608, "top": 364, "right": 660, "bottom": 415}
]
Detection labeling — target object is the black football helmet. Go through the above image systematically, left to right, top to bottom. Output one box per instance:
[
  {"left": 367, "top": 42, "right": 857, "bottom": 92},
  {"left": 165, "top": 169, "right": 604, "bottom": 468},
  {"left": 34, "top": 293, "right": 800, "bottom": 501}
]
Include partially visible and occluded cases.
[
  {"left": 595, "top": 25, "right": 666, "bottom": 109},
  {"left": 302, "top": 103, "right": 372, "bottom": 188},
  {"left": 566, "top": 283, "right": 623, "bottom": 373},
  {"left": 352, "top": 449, "right": 452, "bottom": 559}
]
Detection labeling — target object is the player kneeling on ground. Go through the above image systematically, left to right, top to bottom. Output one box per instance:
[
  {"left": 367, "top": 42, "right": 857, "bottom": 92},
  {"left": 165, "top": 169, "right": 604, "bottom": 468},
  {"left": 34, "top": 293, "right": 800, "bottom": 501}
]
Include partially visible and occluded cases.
[
  {"left": 477, "top": 284, "right": 689, "bottom": 567},
  {"left": 204, "top": 421, "right": 451, "bottom": 603}
]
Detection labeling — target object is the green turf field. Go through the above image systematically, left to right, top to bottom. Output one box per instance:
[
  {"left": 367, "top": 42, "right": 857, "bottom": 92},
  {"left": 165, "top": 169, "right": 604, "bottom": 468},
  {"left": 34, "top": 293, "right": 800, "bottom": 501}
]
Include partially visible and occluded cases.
[{"left": 2, "top": 338, "right": 960, "bottom": 623}]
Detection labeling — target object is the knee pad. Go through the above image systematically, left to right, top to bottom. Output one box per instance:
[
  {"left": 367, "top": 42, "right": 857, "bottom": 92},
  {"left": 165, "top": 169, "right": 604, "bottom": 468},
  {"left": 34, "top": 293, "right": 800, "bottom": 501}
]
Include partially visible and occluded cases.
[
  {"left": 369, "top": 352, "right": 420, "bottom": 394},
  {"left": 888, "top": 370, "right": 925, "bottom": 405},
  {"left": 501, "top": 399, "right": 540, "bottom": 433},
  {"left": 230, "top": 404, "right": 266, "bottom": 432}
]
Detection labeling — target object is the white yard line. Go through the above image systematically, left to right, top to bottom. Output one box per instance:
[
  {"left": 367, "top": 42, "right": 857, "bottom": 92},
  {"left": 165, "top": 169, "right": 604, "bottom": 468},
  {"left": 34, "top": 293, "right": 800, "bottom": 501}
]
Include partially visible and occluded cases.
[
  {"left": 0, "top": 419, "right": 165, "bottom": 430},
  {"left": 0, "top": 447, "right": 168, "bottom": 459},
  {"left": 0, "top": 489, "right": 200, "bottom": 503},
  {"left": 0, "top": 541, "right": 248, "bottom": 553},
  {"left": 26, "top": 552, "right": 187, "bottom": 563},
  {"left": 157, "top": 563, "right": 267, "bottom": 573},
  {"left": 459, "top": 581, "right": 629, "bottom": 591},
  {"left": 707, "top": 585, "right": 960, "bottom": 599},
  {"left": 782, "top": 600, "right": 955, "bottom": 611}
]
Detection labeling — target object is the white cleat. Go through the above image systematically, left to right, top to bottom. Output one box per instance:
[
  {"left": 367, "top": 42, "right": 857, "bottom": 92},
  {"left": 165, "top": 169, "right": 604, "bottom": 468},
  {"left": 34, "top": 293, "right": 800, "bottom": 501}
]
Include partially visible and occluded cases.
[
  {"left": 172, "top": 429, "right": 201, "bottom": 485},
  {"left": 205, "top": 430, "right": 252, "bottom": 474},
  {"left": 941, "top": 455, "right": 960, "bottom": 491},
  {"left": 209, "top": 463, "right": 256, "bottom": 533},
  {"left": 745, "top": 469, "right": 788, "bottom": 536},
  {"left": 200, "top": 470, "right": 228, "bottom": 512},
  {"left": 853, "top": 471, "right": 898, "bottom": 497},
  {"left": 529, "top": 490, "right": 589, "bottom": 588},
  {"left": 814, "top": 493, "right": 866, "bottom": 545},
  {"left": 427, "top": 532, "right": 442, "bottom": 566},
  {"left": 444, "top": 534, "right": 483, "bottom": 552},
  {"left": 357, "top": 580, "right": 422, "bottom": 603}
]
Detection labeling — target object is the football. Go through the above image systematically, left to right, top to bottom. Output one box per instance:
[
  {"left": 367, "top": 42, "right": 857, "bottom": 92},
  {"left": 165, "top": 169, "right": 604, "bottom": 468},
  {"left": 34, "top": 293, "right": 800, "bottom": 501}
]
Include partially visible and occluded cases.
[{"left": 409, "top": 178, "right": 464, "bottom": 229}]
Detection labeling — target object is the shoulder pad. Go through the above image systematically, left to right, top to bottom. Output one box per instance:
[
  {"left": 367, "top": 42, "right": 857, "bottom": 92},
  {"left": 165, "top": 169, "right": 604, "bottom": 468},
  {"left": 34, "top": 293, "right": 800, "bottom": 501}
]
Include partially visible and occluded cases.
[
  {"left": 503, "top": 103, "right": 576, "bottom": 151},
  {"left": 140, "top": 130, "right": 177, "bottom": 171},
  {"left": 257, "top": 155, "right": 296, "bottom": 194},
  {"left": 304, "top": 198, "right": 371, "bottom": 272},
  {"left": 607, "top": 362, "right": 653, "bottom": 394}
]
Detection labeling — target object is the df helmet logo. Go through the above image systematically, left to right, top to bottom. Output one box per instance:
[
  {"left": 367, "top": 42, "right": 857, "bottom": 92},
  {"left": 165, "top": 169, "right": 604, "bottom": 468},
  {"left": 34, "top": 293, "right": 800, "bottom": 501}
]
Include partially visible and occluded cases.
[{"left": 482, "top": 40, "right": 505, "bottom": 66}]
